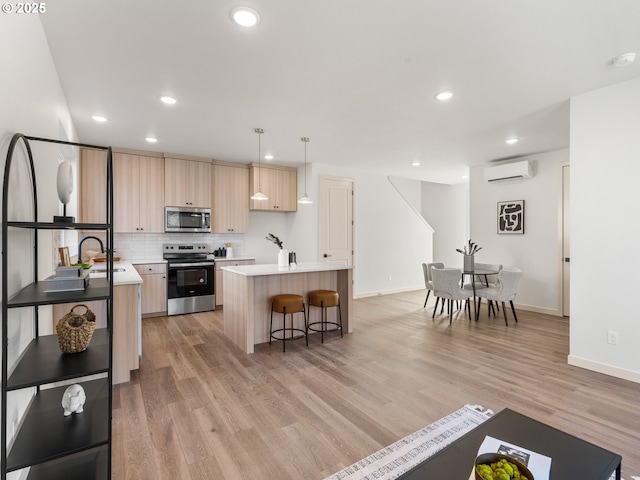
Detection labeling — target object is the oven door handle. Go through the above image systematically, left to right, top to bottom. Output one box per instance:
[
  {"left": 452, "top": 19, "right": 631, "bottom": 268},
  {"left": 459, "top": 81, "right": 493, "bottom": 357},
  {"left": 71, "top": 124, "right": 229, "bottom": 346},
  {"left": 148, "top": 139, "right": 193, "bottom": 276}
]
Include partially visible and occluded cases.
[{"left": 169, "top": 262, "right": 214, "bottom": 268}]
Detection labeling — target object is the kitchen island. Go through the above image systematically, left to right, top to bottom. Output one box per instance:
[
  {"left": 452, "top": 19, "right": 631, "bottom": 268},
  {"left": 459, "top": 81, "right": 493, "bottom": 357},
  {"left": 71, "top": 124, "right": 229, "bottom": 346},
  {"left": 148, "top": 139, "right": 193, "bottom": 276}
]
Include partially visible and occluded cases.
[{"left": 222, "top": 263, "right": 353, "bottom": 353}]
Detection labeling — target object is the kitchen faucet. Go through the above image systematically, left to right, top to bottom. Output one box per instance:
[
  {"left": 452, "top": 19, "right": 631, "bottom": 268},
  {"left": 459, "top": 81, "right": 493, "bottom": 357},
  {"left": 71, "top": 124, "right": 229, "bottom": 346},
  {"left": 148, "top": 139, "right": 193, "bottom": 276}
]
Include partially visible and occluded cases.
[{"left": 77, "top": 236, "right": 104, "bottom": 263}]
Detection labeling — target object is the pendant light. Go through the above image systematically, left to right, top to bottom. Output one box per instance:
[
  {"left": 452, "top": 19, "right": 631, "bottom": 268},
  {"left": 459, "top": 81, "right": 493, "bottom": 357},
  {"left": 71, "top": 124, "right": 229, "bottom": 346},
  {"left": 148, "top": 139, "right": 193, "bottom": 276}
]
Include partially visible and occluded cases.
[
  {"left": 251, "top": 128, "right": 268, "bottom": 201},
  {"left": 298, "top": 137, "right": 312, "bottom": 204}
]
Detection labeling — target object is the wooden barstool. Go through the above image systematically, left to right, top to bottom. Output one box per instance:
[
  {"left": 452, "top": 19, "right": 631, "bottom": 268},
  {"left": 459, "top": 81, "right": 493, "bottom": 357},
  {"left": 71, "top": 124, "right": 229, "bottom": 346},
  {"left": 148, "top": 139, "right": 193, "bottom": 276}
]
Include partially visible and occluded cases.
[
  {"left": 307, "top": 290, "right": 343, "bottom": 343},
  {"left": 270, "top": 294, "right": 308, "bottom": 352}
]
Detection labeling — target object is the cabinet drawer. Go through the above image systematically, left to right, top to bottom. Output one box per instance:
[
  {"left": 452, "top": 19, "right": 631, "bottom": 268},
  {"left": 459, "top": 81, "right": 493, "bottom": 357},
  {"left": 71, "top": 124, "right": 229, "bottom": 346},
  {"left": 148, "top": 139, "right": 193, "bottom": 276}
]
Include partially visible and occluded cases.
[{"left": 134, "top": 263, "right": 167, "bottom": 275}]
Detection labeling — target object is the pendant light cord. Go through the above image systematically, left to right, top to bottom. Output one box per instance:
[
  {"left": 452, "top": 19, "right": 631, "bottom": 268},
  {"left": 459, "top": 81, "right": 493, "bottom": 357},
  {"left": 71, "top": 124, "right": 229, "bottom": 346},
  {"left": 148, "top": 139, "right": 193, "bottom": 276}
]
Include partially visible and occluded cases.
[
  {"left": 257, "top": 128, "right": 262, "bottom": 190},
  {"left": 299, "top": 137, "right": 312, "bottom": 204}
]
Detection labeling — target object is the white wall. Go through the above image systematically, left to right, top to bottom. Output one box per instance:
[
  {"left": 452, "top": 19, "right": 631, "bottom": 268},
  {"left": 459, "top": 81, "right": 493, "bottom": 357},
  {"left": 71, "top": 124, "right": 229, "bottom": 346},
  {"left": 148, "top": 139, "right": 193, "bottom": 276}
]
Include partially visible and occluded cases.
[
  {"left": 0, "top": 14, "right": 77, "bottom": 476},
  {"left": 569, "top": 76, "right": 640, "bottom": 383},
  {"left": 469, "top": 150, "right": 568, "bottom": 314},
  {"left": 241, "top": 162, "right": 433, "bottom": 297},
  {"left": 421, "top": 181, "right": 469, "bottom": 267}
]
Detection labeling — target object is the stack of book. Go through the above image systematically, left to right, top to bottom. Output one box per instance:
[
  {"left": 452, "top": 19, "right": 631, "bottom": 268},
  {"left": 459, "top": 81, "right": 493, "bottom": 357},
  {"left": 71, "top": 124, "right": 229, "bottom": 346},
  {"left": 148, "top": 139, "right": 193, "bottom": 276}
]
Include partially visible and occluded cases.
[{"left": 43, "top": 266, "right": 90, "bottom": 293}]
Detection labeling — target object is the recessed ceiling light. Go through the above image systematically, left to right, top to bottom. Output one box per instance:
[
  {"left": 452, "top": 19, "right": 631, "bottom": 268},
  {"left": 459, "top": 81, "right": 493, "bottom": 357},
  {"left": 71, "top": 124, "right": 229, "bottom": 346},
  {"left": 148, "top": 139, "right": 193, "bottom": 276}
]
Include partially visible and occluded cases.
[
  {"left": 231, "top": 6, "right": 260, "bottom": 27},
  {"left": 613, "top": 52, "right": 636, "bottom": 67},
  {"left": 435, "top": 91, "right": 454, "bottom": 101},
  {"left": 160, "top": 96, "right": 177, "bottom": 104},
  {"left": 92, "top": 115, "right": 107, "bottom": 122},
  {"left": 145, "top": 137, "right": 158, "bottom": 143},
  {"left": 505, "top": 137, "right": 519, "bottom": 145},
  {"left": 264, "top": 154, "right": 274, "bottom": 160},
  {"left": 411, "top": 161, "right": 421, "bottom": 166},
  {"left": 462, "top": 175, "right": 469, "bottom": 179}
]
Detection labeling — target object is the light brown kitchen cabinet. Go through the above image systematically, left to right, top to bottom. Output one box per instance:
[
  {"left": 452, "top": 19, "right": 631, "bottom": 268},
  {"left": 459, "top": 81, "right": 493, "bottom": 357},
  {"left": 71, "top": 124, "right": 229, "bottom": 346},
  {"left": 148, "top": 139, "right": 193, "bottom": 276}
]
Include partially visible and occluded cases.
[
  {"left": 79, "top": 148, "right": 107, "bottom": 224},
  {"left": 80, "top": 149, "right": 164, "bottom": 232},
  {"left": 113, "top": 153, "right": 164, "bottom": 233},
  {"left": 164, "top": 156, "right": 211, "bottom": 208},
  {"left": 212, "top": 163, "right": 249, "bottom": 233},
  {"left": 249, "top": 163, "right": 297, "bottom": 212},
  {"left": 214, "top": 259, "right": 255, "bottom": 306},
  {"left": 134, "top": 263, "right": 167, "bottom": 316},
  {"left": 51, "top": 282, "right": 140, "bottom": 385}
]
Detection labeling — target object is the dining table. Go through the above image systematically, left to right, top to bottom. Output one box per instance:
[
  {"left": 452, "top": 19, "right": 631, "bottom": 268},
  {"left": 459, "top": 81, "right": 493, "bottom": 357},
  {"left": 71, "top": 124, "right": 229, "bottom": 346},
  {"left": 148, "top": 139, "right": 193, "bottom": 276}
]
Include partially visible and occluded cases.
[{"left": 460, "top": 267, "right": 499, "bottom": 319}]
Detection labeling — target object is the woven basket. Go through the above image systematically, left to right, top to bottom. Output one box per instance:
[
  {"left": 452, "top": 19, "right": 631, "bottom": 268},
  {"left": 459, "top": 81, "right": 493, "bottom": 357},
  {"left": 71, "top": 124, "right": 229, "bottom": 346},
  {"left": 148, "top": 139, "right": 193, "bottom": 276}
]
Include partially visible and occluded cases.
[{"left": 56, "top": 304, "right": 97, "bottom": 354}]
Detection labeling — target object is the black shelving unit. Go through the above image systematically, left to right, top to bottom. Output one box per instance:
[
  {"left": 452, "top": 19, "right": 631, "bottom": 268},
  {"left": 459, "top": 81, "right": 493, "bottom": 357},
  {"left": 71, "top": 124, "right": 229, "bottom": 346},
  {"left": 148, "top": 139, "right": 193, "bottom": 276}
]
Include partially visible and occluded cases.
[{"left": 2, "top": 133, "right": 113, "bottom": 479}]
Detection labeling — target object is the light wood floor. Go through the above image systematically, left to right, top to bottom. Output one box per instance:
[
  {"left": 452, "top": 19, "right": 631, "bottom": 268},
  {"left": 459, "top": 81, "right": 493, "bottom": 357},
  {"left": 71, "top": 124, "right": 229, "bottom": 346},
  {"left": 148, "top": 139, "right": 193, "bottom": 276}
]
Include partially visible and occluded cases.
[{"left": 112, "top": 291, "right": 640, "bottom": 479}]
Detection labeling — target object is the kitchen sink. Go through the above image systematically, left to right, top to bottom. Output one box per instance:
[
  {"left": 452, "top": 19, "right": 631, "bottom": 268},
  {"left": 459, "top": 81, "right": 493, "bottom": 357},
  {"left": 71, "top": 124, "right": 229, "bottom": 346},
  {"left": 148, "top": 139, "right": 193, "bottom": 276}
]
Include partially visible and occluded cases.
[{"left": 89, "top": 267, "right": 126, "bottom": 273}]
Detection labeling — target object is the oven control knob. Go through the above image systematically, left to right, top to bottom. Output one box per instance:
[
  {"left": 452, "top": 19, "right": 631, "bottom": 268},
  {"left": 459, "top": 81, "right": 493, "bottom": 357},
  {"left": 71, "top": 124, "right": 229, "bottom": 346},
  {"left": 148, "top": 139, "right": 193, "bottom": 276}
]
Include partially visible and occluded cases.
[{"left": 199, "top": 278, "right": 204, "bottom": 283}]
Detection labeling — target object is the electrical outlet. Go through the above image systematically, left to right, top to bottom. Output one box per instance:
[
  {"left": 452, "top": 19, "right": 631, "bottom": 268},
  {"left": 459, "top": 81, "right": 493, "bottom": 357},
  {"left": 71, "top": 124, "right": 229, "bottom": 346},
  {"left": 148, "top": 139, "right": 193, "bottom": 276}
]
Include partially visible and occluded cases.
[
  {"left": 388, "top": 275, "right": 392, "bottom": 281},
  {"left": 607, "top": 330, "right": 619, "bottom": 345}
]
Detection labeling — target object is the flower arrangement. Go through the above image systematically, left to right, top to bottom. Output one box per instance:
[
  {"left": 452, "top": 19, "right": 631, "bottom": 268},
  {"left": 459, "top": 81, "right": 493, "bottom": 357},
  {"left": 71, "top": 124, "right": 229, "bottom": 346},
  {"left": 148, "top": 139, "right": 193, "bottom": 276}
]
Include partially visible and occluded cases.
[
  {"left": 266, "top": 233, "right": 284, "bottom": 250},
  {"left": 456, "top": 239, "right": 482, "bottom": 256}
]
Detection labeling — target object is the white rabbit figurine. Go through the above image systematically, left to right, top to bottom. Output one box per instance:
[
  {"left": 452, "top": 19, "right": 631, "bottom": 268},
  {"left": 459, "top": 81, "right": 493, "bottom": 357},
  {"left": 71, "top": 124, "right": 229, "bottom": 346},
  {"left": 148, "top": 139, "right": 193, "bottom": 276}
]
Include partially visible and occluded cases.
[{"left": 61, "top": 384, "right": 86, "bottom": 416}]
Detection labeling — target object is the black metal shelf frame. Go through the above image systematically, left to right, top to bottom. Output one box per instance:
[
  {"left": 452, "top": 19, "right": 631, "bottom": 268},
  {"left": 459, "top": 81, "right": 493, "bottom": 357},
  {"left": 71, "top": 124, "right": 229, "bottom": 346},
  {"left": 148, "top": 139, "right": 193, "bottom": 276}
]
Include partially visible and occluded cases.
[
  {"left": 2, "top": 133, "right": 114, "bottom": 480},
  {"left": 5, "top": 379, "right": 110, "bottom": 472}
]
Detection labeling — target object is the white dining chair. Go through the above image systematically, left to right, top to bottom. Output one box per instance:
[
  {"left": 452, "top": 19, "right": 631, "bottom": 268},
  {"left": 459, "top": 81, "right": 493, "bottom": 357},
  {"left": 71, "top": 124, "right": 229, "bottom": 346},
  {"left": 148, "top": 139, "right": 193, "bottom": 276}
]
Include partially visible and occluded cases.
[
  {"left": 422, "top": 262, "right": 444, "bottom": 308},
  {"left": 472, "top": 263, "right": 503, "bottom": 288},
  {"left": 431, "top": 267, "right": 473, "bottom": 324},
  {"left": 475, "top": 268, "right": 523, "bottom": 325}
]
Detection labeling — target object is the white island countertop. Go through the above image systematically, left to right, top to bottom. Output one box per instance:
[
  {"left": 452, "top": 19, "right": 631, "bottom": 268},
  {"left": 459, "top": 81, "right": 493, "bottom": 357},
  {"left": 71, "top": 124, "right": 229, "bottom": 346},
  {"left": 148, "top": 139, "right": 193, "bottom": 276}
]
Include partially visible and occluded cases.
[
  {"left": 87, "top": 261, "right": 142, "bottom": 285},
  {"left": 221, "top": 262, "right": 353, "bottom": 277}
]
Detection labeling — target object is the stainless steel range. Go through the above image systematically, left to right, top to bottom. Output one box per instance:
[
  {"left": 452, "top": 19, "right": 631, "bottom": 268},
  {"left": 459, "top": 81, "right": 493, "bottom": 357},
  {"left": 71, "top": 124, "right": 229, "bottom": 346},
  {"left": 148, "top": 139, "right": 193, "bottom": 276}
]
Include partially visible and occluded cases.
[{"left": 164, "top": 243, "right": 215, "bottom": 315}]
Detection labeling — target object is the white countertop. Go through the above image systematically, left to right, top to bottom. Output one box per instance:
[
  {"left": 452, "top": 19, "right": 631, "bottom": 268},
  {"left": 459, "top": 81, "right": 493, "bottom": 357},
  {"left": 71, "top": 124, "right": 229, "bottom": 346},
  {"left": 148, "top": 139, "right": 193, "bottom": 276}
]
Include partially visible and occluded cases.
[
  {"left": 214, "top": 256, "right": 256, "bottom": 262},
  {"left": 87, "top": 262, "right": 143, "bottom": 286},
  {"left": 221, "top": 262, "right": 353, "bottom": 277}
]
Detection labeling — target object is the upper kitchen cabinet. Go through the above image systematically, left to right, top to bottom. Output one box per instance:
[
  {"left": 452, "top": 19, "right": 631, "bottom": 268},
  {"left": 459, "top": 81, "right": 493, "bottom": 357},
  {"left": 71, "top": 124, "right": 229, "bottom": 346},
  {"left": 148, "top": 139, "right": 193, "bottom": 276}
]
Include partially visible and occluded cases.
[
  {"left": 79, "top": 148, "right": 108, "bottom": 224},
  {"left": 80, "top": 149, "right": 164, "bottom": 232},
  {"left": 113, "top": 152, "right": 164, "bottom": 233},
  {"left": 164, "top": 155, "right": 211, "bottom": 208},
  {"left": 212, "top": 162, "right": 249, "bottom": 233},
  {"left": 249, "top": 163, "right": 297, "bottom": 212}
]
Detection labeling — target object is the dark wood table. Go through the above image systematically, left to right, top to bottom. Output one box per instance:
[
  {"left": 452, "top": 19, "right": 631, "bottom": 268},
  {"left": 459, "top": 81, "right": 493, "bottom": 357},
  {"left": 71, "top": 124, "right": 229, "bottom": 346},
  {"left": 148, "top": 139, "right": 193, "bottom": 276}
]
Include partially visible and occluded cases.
[{"left": 398, "top": 408, "right": 621, "bottom": 480}]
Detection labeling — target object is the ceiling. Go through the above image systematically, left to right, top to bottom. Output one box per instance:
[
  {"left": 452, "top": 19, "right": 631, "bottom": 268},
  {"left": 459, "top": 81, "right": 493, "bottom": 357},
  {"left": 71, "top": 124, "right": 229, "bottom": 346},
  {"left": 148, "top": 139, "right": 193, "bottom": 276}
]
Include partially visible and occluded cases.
[{"left": 40, "top": 0, "right": 640, "bottom": 184}]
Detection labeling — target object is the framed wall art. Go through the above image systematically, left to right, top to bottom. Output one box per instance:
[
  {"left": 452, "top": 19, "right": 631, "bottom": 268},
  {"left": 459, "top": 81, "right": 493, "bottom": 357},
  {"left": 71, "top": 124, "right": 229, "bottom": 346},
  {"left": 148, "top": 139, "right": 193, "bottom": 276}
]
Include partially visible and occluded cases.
[{"left": 497, "top": 200, "right": 525, "bottom": 234}]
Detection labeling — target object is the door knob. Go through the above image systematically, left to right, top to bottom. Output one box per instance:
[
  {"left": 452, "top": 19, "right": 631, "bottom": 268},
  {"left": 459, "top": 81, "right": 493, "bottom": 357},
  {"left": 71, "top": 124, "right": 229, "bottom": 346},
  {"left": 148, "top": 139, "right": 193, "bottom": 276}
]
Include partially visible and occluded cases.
[{"left": 323, "top": 253, "right": 332, "bottom": 258}]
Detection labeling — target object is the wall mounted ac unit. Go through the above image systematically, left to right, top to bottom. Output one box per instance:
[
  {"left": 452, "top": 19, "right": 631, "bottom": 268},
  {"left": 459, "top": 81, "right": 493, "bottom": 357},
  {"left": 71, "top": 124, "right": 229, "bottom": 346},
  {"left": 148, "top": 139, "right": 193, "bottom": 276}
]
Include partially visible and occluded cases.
[{"left": 484, "top": 160, "right": 533, "bottom": 182}]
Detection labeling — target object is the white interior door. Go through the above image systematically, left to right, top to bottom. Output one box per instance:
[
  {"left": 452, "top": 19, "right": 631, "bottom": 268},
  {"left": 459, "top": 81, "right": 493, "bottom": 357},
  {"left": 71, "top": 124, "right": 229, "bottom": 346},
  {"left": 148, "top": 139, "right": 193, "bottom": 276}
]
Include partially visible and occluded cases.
[
  {"left": 562, "top": 165, "right": 570, "bottom": 316},
  {"left": 319, "top": 176, "right": 354, "bottom": 266}
]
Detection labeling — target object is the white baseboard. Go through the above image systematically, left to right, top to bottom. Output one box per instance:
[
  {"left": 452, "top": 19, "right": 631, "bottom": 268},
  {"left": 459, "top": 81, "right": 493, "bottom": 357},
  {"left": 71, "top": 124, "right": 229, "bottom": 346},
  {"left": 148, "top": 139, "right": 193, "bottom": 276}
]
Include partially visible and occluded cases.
[
  {"left": 354, "top": 285, "right": 423, "bottom": 299},
  {"left": 353, "top": 290, "right": 563, "bottom": 320},
  {"left": 512, "top": 302, "right": 562, "bottom": 317},
  {"left": 568, "top": 355, "right": 640, "bottom": 384}
]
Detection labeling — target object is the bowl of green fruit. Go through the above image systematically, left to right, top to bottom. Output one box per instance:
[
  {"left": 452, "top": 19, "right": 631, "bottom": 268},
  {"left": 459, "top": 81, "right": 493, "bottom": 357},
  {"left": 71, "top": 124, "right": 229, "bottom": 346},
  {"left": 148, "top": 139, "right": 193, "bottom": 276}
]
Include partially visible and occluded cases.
[{"left": 474, "top": 453, "right": 534, "bottom": 480}]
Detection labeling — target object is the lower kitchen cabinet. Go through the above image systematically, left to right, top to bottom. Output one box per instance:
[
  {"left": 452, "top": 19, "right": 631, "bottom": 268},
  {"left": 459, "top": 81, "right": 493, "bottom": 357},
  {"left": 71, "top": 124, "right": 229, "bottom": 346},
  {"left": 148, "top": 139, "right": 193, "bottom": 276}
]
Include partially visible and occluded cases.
[
  {"left": 215, "top": 259, "right": 255, "bottom": 307},
  {"left": 134, "top": 263, "right": 167, "bottom": 316},
  {"left": 51, "top": 283, "right": 140, "bottom": 385},
  {"left": 113, "top": 284, "right": 140, "bottom": 383}
]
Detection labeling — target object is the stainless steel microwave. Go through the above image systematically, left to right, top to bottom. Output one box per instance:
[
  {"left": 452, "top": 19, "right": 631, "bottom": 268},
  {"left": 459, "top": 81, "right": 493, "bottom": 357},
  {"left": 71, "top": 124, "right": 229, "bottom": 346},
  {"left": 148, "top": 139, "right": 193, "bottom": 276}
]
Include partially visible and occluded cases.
[{"left": 165, "top": 206, "right": 211, "bottom": 233}]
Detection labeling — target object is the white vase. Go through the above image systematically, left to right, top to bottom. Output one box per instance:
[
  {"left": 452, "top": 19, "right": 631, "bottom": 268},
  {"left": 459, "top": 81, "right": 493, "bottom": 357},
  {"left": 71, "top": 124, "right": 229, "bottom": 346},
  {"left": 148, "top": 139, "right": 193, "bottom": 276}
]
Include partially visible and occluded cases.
[
  {"left": 226, "top": 247, "right": 233, "bottom": 259},
  {"left": 278, "top": 249, "right": 289, "bottom": 268}
]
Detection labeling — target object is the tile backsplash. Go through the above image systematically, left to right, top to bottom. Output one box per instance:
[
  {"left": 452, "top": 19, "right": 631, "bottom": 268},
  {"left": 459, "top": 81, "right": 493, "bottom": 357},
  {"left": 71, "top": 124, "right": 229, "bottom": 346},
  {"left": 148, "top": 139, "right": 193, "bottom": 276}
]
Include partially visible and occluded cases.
[
  {"left": 64, "top": 232, "right": 245, "bottom": 263},
  {"left": 114, "top": 233, "right": 245, "bottom": 261}
]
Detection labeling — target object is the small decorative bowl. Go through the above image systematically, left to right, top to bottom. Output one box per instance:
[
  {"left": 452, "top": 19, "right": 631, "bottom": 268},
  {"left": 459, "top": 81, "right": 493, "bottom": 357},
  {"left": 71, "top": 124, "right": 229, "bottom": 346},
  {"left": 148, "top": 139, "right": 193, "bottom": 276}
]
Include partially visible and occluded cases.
[{"left": 474, "top": 453, "right": 535, "bottom": 480}]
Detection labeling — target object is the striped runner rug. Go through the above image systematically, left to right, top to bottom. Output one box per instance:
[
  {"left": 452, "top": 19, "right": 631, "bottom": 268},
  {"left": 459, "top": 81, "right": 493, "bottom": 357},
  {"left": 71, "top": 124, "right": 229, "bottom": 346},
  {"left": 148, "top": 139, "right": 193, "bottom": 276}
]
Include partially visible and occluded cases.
[{"left": 324, "top": 404, "right": 492, "bottom": 480}]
